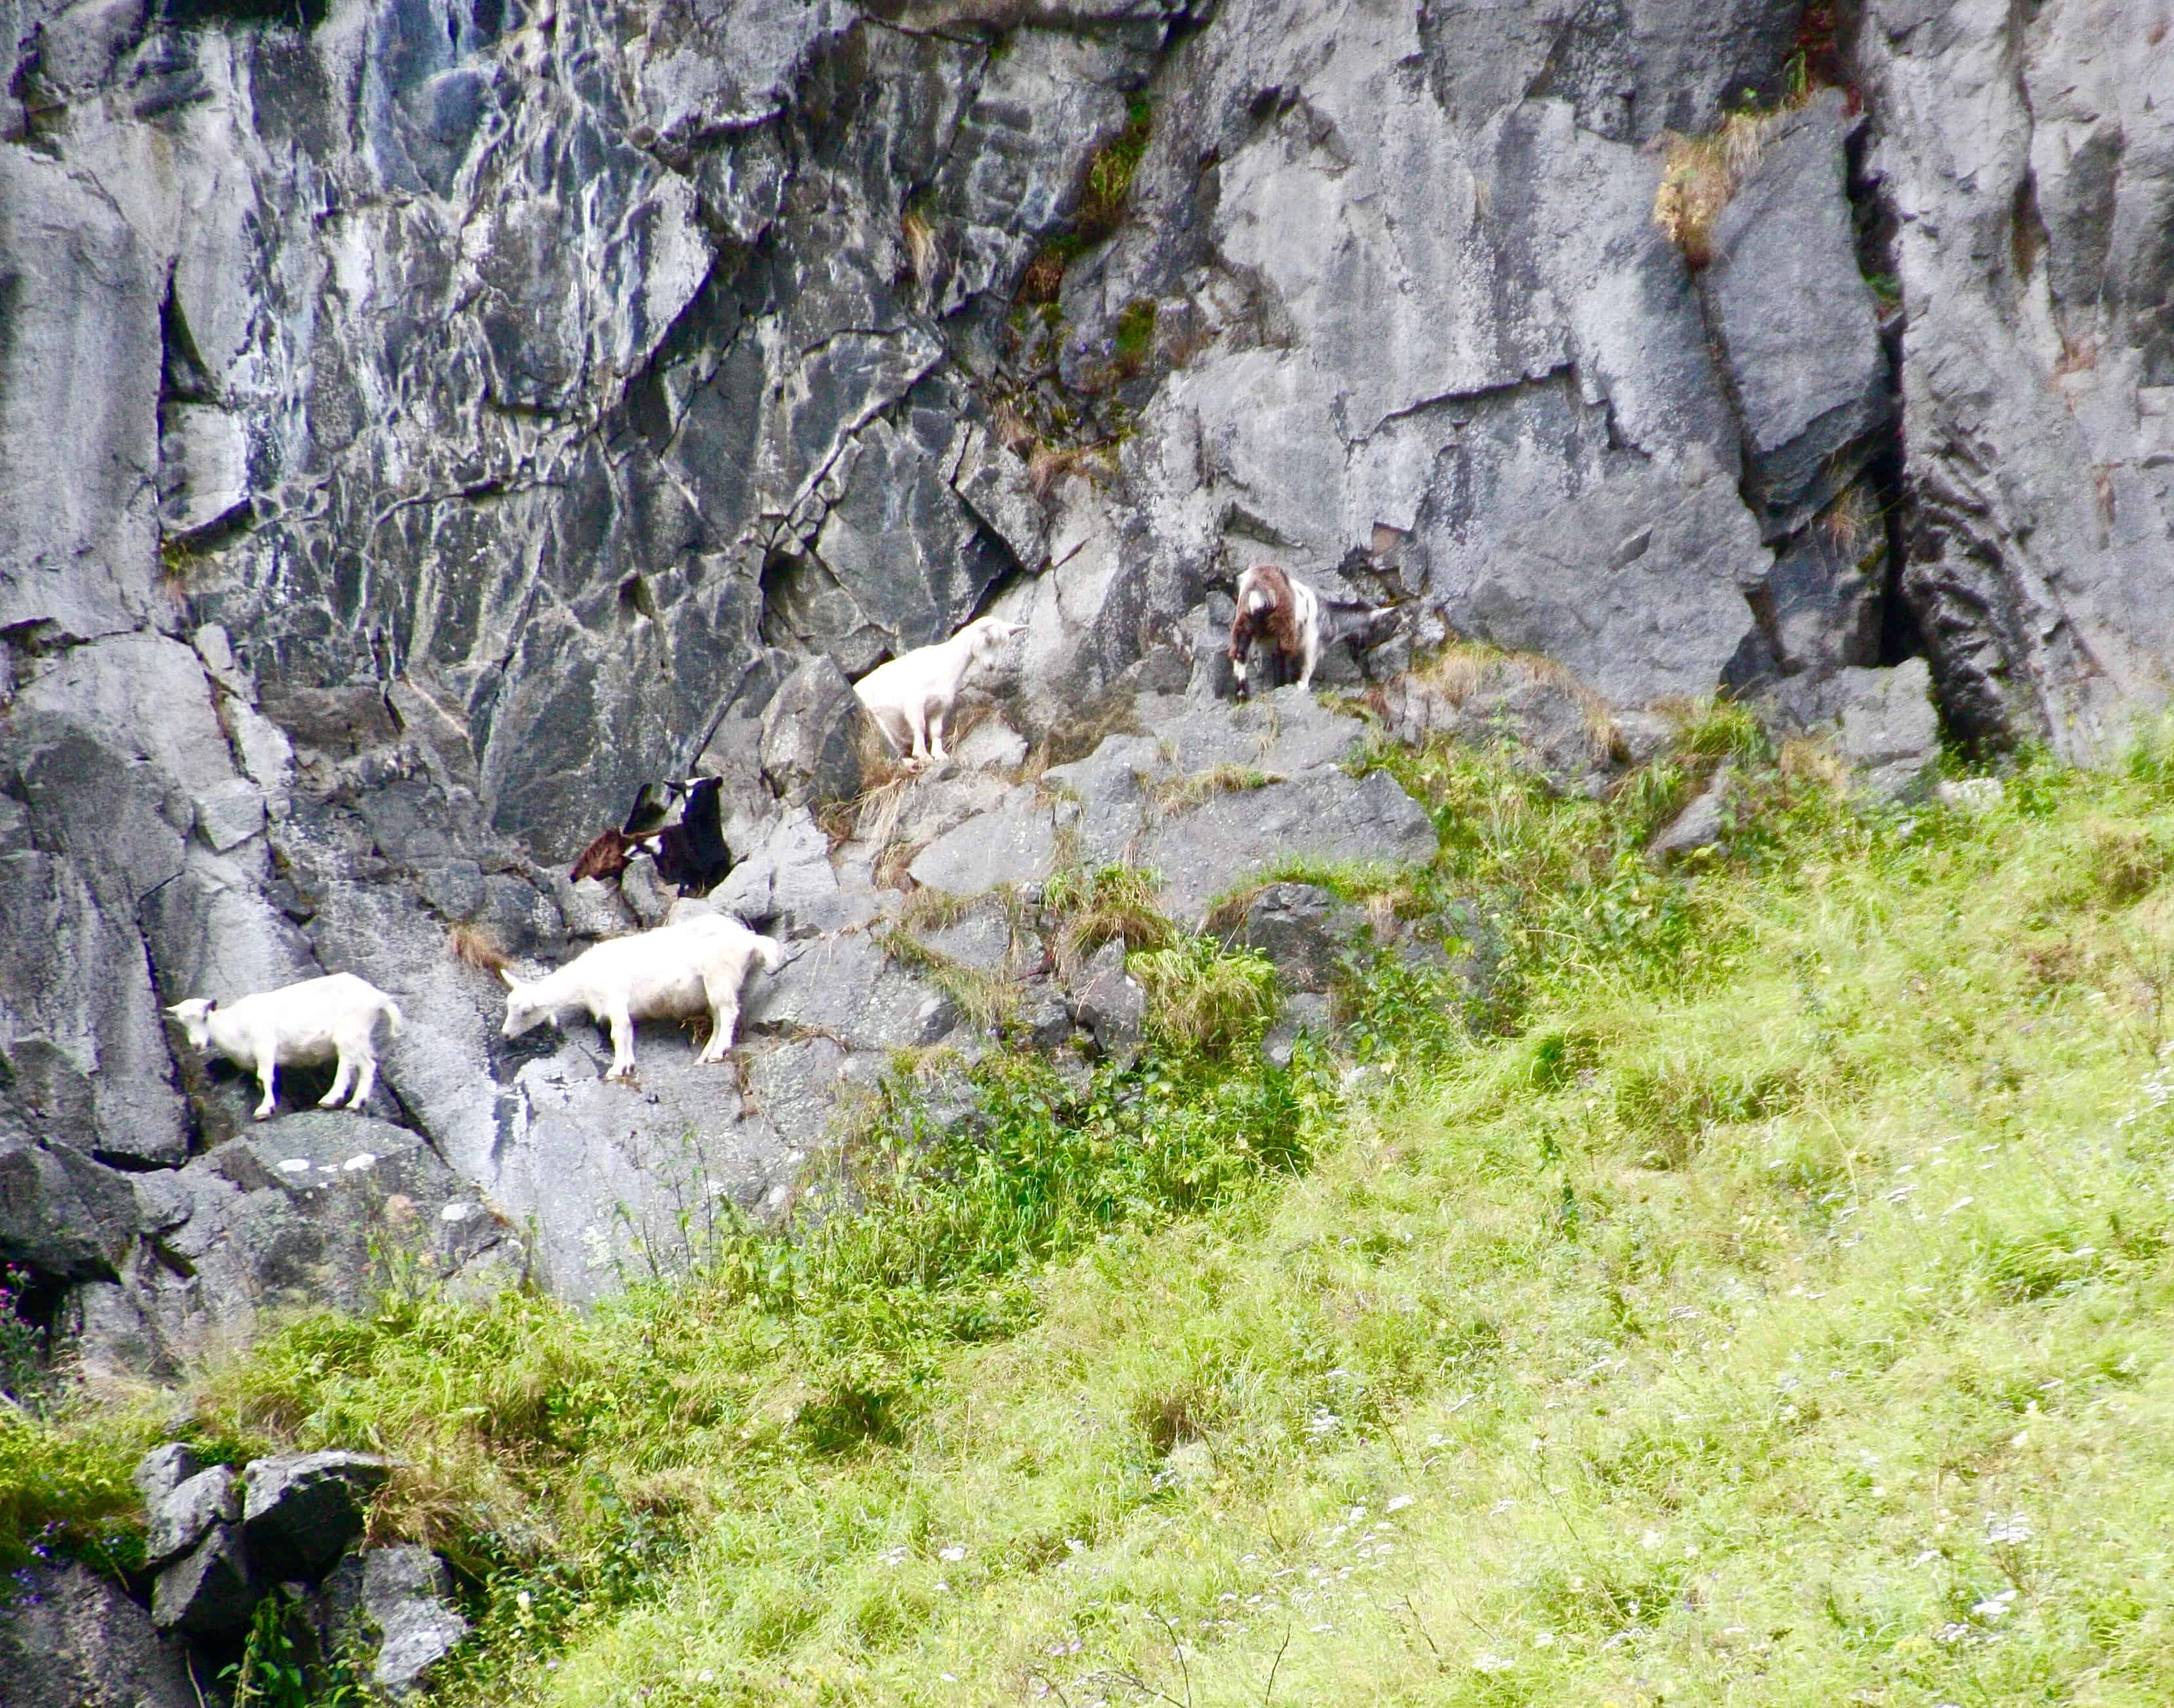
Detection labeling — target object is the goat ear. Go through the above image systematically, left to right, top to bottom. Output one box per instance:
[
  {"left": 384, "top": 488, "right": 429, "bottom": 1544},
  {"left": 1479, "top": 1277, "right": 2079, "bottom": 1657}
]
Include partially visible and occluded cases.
[{"left": 204, "top": 998, "right": 217, "bottom": 1013}]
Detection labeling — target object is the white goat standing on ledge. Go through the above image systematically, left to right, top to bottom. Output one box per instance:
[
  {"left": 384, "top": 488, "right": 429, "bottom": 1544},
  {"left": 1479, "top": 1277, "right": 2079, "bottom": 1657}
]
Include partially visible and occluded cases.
[
  {"left": 853, "top": 615, "right": 1025, "bottom": 770},
  {"left": 499, "top": 911, "right": 784, "bottom": 1081},
  {"left": 166, "top": 972, "right": 406, "bottom": 1121}
]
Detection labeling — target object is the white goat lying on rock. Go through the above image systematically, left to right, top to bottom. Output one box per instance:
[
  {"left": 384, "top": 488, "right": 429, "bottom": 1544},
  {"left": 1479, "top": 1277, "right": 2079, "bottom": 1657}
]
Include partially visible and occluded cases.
[
  {"left": 853, "top": 615, "right": 1024, "bottom": 769},
  {"left": 499, "top": 912, "right": 784, "bottom": 1081},
  {"left": 166, "top": 972, "right": 406, "bottom": 1121}
]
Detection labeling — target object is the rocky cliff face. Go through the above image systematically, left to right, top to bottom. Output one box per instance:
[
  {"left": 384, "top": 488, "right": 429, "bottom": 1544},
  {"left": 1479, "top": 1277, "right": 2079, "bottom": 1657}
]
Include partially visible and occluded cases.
[{"left": 1, "top": 1, "right": 2168, "bottom": 1372}]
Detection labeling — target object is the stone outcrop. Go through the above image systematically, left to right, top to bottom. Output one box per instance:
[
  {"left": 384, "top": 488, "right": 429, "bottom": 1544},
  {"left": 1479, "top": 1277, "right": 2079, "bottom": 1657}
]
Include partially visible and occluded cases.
[{"left": 0, "top": 1561, "right": 196, "bottom": 1708}]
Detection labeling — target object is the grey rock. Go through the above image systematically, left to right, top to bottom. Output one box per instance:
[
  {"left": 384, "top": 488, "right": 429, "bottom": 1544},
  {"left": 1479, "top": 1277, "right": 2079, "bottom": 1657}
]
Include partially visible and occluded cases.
[
  {"left": 1858, "top": 1, "right": 2174, "bottom": 754},
  {"left": 1703, "top": 92, "right": 1892, "bottom": 539},
  {"left": 0, "top": 149, "right": 162, "bottom": 644},
  {"left": 1435, "top": 447, "right": 1767, "bottom": 708},
  {"left": 1756, "top": 515, "right": 1885, "bottom": 680},
  {"left": 759, "top": 655, "right": 868, "bottom": 810},
  {"left": 1769, "top": 659, "right": 1943, "bottom": 804},
  {"left": 1368, "top": 661, "right": 1623, "bottom": 797},
  {"left": 1138, "top": 767, "right": 1437, "bottom": 930},
  {"left": 1649, "top": 768, "right": 1737, "bottom": 862},
  {"left": 193, "top": 778, "right": 268, "bottom": 853},
  {"left": 908, "top": 786, "right": 1063, "bottom": 896},
  {"left": 707, "top": 808, "right": 841, "bottom": 935},
  {"left": 1228, "top": 883, "right": 1369, "bottom": 993},
  {"left": 921, "top": 898, "right": 1020, "bottom": 977},
  {"left": 746, "top": 930, "right": 955, "bottom": 1053},
  {"left": 1069, "top": 939, "right": 1145, "bottom": 1066},
  {"left": 1263, "top": 992, "right": 1337, "bottom": 1070},
  {"left": 94, "top": 1116, "right": 521, "bottom": 1377},
  {"left": 0, "top": 1135, "right": 138, "bottom": 1279},
  {"left": 134, "top": 1444, "right": 203, "bottom": 1512},
  {"left": 242, "top": 1451, "right": 393, "bottom": 1582},
  {"left": 145, "top": 1464, "right": 242, "bottom": 1570},
  {"left": 151, "top": 1522, "right": 254, "bottom": 1635},
  {"left": 317, "top": 1546, "right": 468, "bottom": 1699},
  {"left": 0, "top": 1560, "right": 195, "bottom": 1708}
]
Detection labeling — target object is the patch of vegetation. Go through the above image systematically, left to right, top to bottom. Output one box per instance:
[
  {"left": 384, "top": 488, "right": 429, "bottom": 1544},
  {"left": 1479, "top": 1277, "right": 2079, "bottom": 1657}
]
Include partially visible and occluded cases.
[
  {"left": 1016, "top": 95, "right": 1154, "bottom": 306},
  {"left": 1111, "top": 297, "right": 1158, "bottom": 378},
  {"left": 26, "top": 725, "right": 2174, "bottom": 1707},
  {"left": 1147, "top": 762, "right": 1277, "bottom": 819},
  {"left": 1041, "top": 862, "right": 1176, "bottom": 975},
  {"left": 879, "top": 927, "right": 1020, "bottom": 1032},
  {"left": 1128, "top": 935, "right": 1280, "bottom": 1060}
]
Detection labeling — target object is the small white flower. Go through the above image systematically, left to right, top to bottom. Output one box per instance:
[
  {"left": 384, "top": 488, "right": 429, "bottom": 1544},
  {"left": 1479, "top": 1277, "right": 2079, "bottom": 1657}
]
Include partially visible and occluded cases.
[
  {"left": 1305, "top": 1408, "right": 1342, "bottom": 1439},
  {"left": 1386, "top": 1494, "right": 1414, "bottom": 1513},
  {"left": 1489, "top": 1499, "right": 1515, "bottom": 1516},
  {"left": 1985, "top": 1514, "right": 2033, "bottom": 1546},
  {"left": 1640, "top": 1528, "right": 1665, "bottom": 1550},
  {"left": 1065, "top": 1538, "right": 1086, "bottom": 1554},
  {"left": 938, "top": 1544, "right": 967, "bottom": 1562},
  {"left": 878, "top": 1546, "right": 909, "bottom": 1567},
  {"left": 1913, "top": 1549, "right": 1940, "bottom": 1566},
  {"left": 934, "top": 1579, "right": 951, "bottom": 1593},
  {"left": 1972, "top": 1589, "right": 2017, "bottom": 1620},
  {"left": 1530, "top": 1631, "right": 1555, "bottom": 1648},
  {"left": 1471, "top": 1651, "right": 1514, "bottom": 1673},
  {"left": 697, "top": 1670, "right": 714, "bottom": 1684},
  {"left": 941, "top": 1673, "right": 959, "bottom": 1682}
]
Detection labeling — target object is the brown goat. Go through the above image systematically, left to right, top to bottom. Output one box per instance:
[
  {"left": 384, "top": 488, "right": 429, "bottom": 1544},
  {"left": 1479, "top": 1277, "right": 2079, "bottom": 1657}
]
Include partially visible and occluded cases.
[
  {"left": 1226, "top": 564, "right": 1321, "bottom": 699},
  {"left": 571, "top": 827, "right": 636, "bottom": 884}
]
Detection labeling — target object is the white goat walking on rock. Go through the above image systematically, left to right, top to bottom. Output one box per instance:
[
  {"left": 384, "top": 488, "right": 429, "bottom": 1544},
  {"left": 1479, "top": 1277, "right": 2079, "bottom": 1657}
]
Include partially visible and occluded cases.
[
  {"left": 853, "top": 615, "right": 1024, "bottom": 769},
  {"left": 499, "top": 912, "right": 784, "bottom": 1081},
  {"left": 166, "top": 972, "right": 406, "bottom": 1121}
]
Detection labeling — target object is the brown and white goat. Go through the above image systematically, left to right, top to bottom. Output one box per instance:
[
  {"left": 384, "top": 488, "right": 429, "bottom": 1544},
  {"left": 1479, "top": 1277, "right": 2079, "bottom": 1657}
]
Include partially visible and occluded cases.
[{"left": 1227, "top": 564, "right": 1321, "bottom": 698}]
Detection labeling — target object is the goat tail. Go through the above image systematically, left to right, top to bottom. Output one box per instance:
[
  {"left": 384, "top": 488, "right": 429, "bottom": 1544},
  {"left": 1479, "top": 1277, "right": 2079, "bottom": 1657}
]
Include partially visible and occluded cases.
[{"left": 382, "top": 998, "right": 407, "bottom": 1039}]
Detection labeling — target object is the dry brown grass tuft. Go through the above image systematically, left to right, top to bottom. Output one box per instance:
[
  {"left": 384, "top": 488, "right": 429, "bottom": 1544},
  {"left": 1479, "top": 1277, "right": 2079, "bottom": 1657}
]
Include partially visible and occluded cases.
[
  {"left": 1651, "top": 108, "right": 1788, "bottom": 267},
  {"left": 900, "top": 207, "right": 938, "bottom": 286},
  {"left": 1149, "top": 764, "right": 1278, "bottom": 819},
  {"left": 449, "top": 923, "right": 511, "bottom": 975}
]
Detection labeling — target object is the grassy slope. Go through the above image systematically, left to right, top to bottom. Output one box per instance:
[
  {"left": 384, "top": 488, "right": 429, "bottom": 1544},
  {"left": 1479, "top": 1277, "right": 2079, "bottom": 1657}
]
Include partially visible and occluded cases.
[{"left": 20, "top": 716, "right": 2174, "bottom": 1705}]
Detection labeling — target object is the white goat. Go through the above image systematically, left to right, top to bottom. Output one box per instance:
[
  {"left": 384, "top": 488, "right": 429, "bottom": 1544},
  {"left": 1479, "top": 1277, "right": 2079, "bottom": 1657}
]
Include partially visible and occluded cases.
[
  {"left": 853, "top": 615, "right": 1025, "bottom": 769},
  {"left": 498, "top": 912, "right": 784, "bottom": 1082},
  {"left": 166, "top": 972, "right": 406, "bottom": 1122}
]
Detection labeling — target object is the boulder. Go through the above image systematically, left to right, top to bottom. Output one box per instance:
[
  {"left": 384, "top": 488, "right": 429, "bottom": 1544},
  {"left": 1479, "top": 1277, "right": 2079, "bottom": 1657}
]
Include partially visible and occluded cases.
[
  {"left": 1702, "top": 92, "right": 1892, "bottom": 538},
  {"left": 758, "top": 655, "right": 868, "bottom": 810},
  {"left": 1768, "top": 660, "right": 1943, "bottom": 805},
  {"left": 1649, "top": 768, "right": 1737, "bottom": 862},
  {"left": 1138, "top": 769, "right": 1438, "bottom": 930},
  {"left": 1226, "top": 883, "right": 1370, "bottom": 993},
  {"left": 1068, "top": 939, "right": 1145, "bottom": 1065},
  {"left": 1264, "top": 992, "right": 1338, "bottom": 1070},
  {"left": 0, "top": 1135, "right": 139, "bottom": 1279},
  {"left": 242, "top": 1451, "right": 394, "bottom": 1582},
  {"left": 145, "top": 1463, "right": 242, "bottom": 1570},
  {"left": 151, "top": 1521, "right": 254, "bottom": 1635},
  {"left": 317, "top": 1546, "right": 469, "bottom": 1699},
  {"left": 0, "top": 1561, "right": 195, "bottom": 1708}
]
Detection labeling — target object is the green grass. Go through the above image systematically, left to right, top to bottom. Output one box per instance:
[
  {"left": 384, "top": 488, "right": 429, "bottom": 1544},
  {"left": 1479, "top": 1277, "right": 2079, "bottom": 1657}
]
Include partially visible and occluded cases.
[{"left": 19, "top": 725, "right": 2174, "bottom": 1706}]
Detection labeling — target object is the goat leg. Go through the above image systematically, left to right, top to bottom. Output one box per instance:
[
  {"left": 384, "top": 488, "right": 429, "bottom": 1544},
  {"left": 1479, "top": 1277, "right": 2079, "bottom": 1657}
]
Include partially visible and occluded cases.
[
  {"left": 604, "top": 1009, "right": 638, "bottom": 1081},
  {"left": 348, "top": 1051, "right": 378, "bottom": 1108},
  {"left": 321, "top": 1054, "right": 354, "bottom": 1108},
  {"left": 253, "top": 1055, "right": 280, "bottom": 1121}
]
